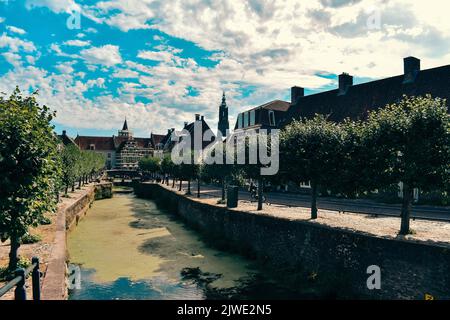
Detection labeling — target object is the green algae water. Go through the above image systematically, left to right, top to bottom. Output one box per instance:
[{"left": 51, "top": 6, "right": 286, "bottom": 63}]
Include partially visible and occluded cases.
[{"left": 67, "top": 193, "right": 314, "bottom": 300}]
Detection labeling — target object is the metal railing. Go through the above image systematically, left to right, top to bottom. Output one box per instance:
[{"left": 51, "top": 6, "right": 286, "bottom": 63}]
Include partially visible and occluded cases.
[{"left": 0, "top": 257, "right": 41, "bottom": 300}]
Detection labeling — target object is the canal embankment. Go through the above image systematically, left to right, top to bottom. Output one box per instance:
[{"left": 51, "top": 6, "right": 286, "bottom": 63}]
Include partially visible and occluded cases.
[
  {"left": 41, "top": 182, "right": 112, "bottom": 300},
  {"left": 135, "top": 182, "right": 450, "bottom": 300}
]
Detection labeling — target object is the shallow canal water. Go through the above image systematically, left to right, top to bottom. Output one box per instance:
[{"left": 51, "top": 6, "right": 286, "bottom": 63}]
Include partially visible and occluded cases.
[{"left": 68, "top": 193, "right": 315, "bottom": 300}]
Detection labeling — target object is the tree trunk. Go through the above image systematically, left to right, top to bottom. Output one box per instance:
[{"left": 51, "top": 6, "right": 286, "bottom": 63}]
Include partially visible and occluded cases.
[
  {"left": 166, "top": 176, "right": 169, "bottom": 186},
  {"left": 78, "top": 177, "right": 82, "bottom": 189},
  {"left": 257, "top": 177, "right": 263, "bottom": 211},
  {"left": 172, "top": 178, "right": 175, "bottom": 188},
  {"left": 197, "top": 178, "right": 201, "bottom": 198},
  {"left": 221, "top": 179, "right": 226, "bottom": 201},
  {"left": 179, "top": 180, "right": 182, "bottom": 191},
  {"left": 187, "top": 180, "right": 191, "bottom": 195},
  {"left": 311, "top": 181, "right": 318, "bottom": 219},
  {"left": 71, "top": 183, "right": 75, "bottom": 192},
  {"left": 400, "top": 183, "right": 413, "bottom": 235},
  {"left": 65, "top": 186, "right": 68, "bottom": 196},
  {"left": 8, "top": 235, "right": 20, "bottom": 271}
]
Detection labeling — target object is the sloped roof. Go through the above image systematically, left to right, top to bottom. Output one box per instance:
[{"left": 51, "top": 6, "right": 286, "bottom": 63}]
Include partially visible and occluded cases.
[
  {"left": 282, "top": 64, "right": 450, "bottom": 125},
  {"left": 248, "top": 100, "right": 291, "bottom": 112},
  {"left": 150, "top": 133, "right": 166, "bottom": 148},
  {"left": 75, "top": 136, "right": 115, "bottom": 150}
]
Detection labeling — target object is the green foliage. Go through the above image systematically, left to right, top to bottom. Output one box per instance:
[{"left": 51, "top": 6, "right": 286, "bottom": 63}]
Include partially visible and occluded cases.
[
  {"left": 0, "top": 87, "right": 61, "bottom": 270},
  {"left": 363, "top": 95, "right": 450, "bottom": 191},
  {"left": 281, "top": 115, "right": 345, "bottom": 187},
  {"left": 61, "top": 143, "right": 105, "bottom": 192},
  {"left": 61, "top": 144, "right": 80, "bottom": 192},
  {"left": 160, "top": 155, "right": 175, "bottom": 176},
  {"left": 138, "top": 156, "right": 161, "bottom": 174},
  {"left": 39, "top": 216, "right": 52, "bottom": 225},
  {"left": 20, "top": 233, "right": 42, "bottom": 244}
]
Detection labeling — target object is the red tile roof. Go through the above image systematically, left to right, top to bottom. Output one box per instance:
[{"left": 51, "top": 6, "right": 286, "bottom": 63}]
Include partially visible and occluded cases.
[{"left": 75, "top": 136, "right": 115, "bottom": 150}]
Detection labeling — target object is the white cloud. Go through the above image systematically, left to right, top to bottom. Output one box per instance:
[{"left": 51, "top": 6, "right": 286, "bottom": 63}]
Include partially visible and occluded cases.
[
  {"left": 10, "top": 0, "right": 450, "bottom": 136},
  {"left": 25, "top": 0, "right": 79, "bottom": 13},
  {"left": 0, "top": 17, "right": 5, "bottom": 24},
  {"left": 6, "top": 26, "right": 27, "bottom": 35},
  {"left": 0, "top": 33, "right": 36, "bottom": 52},
  {"left": 64, "top": 39, "right": 91, "bottom": 47},
  {"left": 80, "top": 45, "right": 123, "bottom": 67},
  {"left": 137, "top": 50, "right": 174, "bottom": 63},
  {"left": 2, "top": 52, "right": 22, "bottom": 68},
  {"left": 112, "top": 69, "right": 140, "bottom": 79}
]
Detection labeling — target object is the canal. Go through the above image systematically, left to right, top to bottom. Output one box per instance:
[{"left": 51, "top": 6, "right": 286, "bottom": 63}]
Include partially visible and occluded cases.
[{"left": 68, "top": 192, "right": 318, "bottom": 300}]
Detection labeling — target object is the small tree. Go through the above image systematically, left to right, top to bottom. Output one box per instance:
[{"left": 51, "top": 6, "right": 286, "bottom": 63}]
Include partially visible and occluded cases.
[
  {"left": 0, "top": 88, "right": 61, "bottom": 271},
  {"left": 364, "top": 95, "right": 450, "bottom": 235},
  {"left": 280, "top": 115, "right": 345, "bottom": 219},
  {"left": 61, "top": 144, "right": 80, "bottom": 195},
  {"left": 178, "top": 153, "right": 200, "bottom": 195},
  {"left": 160, "top": 155, "right": 175, "bottom": 185},
  {"left": 138, "top": 156, "right": 160, "bottom": 180}
]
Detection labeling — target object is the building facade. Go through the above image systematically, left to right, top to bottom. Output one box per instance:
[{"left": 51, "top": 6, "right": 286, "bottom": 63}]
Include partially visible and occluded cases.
[{"left": 74, "top": 120, "right": 162, "bottom": 170}]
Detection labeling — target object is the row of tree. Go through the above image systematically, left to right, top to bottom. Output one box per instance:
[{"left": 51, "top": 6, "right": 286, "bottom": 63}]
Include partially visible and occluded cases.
[
  {"left": 1, "top": 88, "right": 106, "bottom": 271},
  {"left": 139, "top": 95, "right": 449, "bottom": 236},
  {"left": 280, "top": 95, "right": 449, "bottom": 234},
  {"left": 60, "top": 144, "right": 105, "bottom": 195}
]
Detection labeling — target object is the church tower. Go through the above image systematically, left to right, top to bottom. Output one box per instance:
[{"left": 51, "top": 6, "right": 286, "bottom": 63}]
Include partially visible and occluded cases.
[
  {"left": 218, "top": 92, "right": 229, "bottom": 137},
  {"left": 118, "top": 118, "right": 132, "bottom": 138}
]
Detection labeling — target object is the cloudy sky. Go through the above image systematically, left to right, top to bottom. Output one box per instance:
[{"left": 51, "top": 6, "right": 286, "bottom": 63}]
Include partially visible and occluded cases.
[{"left": 1, "top": 0, "right": 450, "bottom": 137}]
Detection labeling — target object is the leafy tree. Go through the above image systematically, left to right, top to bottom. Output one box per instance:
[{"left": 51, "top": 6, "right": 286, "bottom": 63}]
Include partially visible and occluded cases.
[
  {"left": 0, "top": 88, "right": 61, "bottom": 271},
  {"left": 363, "top": 95, "right": 450, "bottom": 234},
  {"left": 280, "top": 115, "right": 345, "bottom": 219},
  {"left": 202, "top": 143, "right": 235, "bottom": 201},
  {"left": 61, "top": 144, "right": 80, "bottom": 195},
  {"left": 177, "top": 152, "right": 200, "bottom": 195},
  {"left": 160, "top": 155, "right": 175, "bottom": 186},
  {"left": 139, "top": 156, "right": 160, "bottom": 180}
]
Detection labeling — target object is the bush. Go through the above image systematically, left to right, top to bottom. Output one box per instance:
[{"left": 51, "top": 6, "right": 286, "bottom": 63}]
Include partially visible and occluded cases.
[
  {"left": 39, "top": 216, "right": 52, "bottom": 225},
  {"left": 20, "top": 233, "right": 42, "bottom": 244},
  {"left": 0, "top": 257, "right": 31, "bottom": 281}
]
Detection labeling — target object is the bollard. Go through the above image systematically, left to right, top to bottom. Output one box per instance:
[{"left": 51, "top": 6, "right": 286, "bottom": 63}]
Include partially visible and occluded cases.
[
  {"left": 32, "top": 257, "right": 41, "bottom": 300},
  {"left": 14, "top": 268, "right": 26, "bottom": 300}
]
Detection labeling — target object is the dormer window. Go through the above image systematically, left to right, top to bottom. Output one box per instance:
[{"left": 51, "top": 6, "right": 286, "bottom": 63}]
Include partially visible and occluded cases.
[{"left": 268, "top": 110, "right": 276, "bottom": 126}]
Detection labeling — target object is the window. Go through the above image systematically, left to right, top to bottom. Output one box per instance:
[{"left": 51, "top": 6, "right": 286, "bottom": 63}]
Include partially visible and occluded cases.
[
  {"left": 250, "top": 110, "right": 256, "bottom": 126},
  {"left": 268, "top": 110, "right": 276, "bottom": 126},
  {"left": 244, "top": 112, "right": 249, "bottom": 128},
  {"left": 237, "top": 113, "right": 243, "bottom": 129},
  {"left": 89, "top": 144, "right": 95, "bottom": 150}
]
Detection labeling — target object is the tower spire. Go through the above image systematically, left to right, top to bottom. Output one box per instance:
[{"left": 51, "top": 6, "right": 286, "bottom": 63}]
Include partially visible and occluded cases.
[
  {"left": 218, "top": 91, "right": 229, "bottom": 138},
  {"left": 122, "top": 118, "right": 128, "bottom": 131}
]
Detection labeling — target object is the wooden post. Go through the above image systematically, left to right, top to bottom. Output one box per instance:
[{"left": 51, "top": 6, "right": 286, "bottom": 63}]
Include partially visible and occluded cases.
[
  {"left": 32, "top": 257, "right": 41, "bottom": 301},
  {"left": 14, "top": 268, "right": 26, "bottom": 300}
]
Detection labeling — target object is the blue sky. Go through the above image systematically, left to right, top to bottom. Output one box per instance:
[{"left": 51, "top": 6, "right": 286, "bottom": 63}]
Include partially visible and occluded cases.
[{"left": 1, "top": 0, "right": 449, "bottom": 137}]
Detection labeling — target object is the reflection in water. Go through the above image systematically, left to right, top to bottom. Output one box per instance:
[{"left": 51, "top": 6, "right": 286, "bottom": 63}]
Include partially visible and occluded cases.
[{"left": 68, "top": 193, "right": 317, "bottom": 300}]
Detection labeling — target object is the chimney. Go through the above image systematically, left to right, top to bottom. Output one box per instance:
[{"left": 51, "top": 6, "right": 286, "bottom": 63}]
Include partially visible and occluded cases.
[
  {"left": 403, "top": 56, "right": 420, "bottom": 84},
  {"left": 338, "top": 73, "right": 353, "bottom": 95},
  {"left": 291, "top": 86, "right": 304, "bottom": 104},
  {"left": 195, "top": 114, "right": 200, "bottom": 121},
  {"left": 201, "top": 115, "right": 204, "bottom": 121},
  {"left": 184, "top": 122, "right": 188, "bottom": 128},
  {"left": 62, "top": 130, "right": 67, "bottom": 136}
]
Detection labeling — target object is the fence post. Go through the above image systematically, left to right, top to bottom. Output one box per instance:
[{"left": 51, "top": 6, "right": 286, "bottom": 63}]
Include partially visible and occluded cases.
[
  {"left": 32, "top": 257, "right": 41, "bottom": 301},
  {"left": 14, "top": 268, "right": 26, "bottom": 300}
]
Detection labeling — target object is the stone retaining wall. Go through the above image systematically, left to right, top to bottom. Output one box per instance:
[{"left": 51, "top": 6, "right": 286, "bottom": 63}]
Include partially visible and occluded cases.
[
  {"left": 41, "top": 182, "right": 112, "bottom": 300},
  {"left": 135, "top": 182, "right": 450, "bottom": 300}
]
